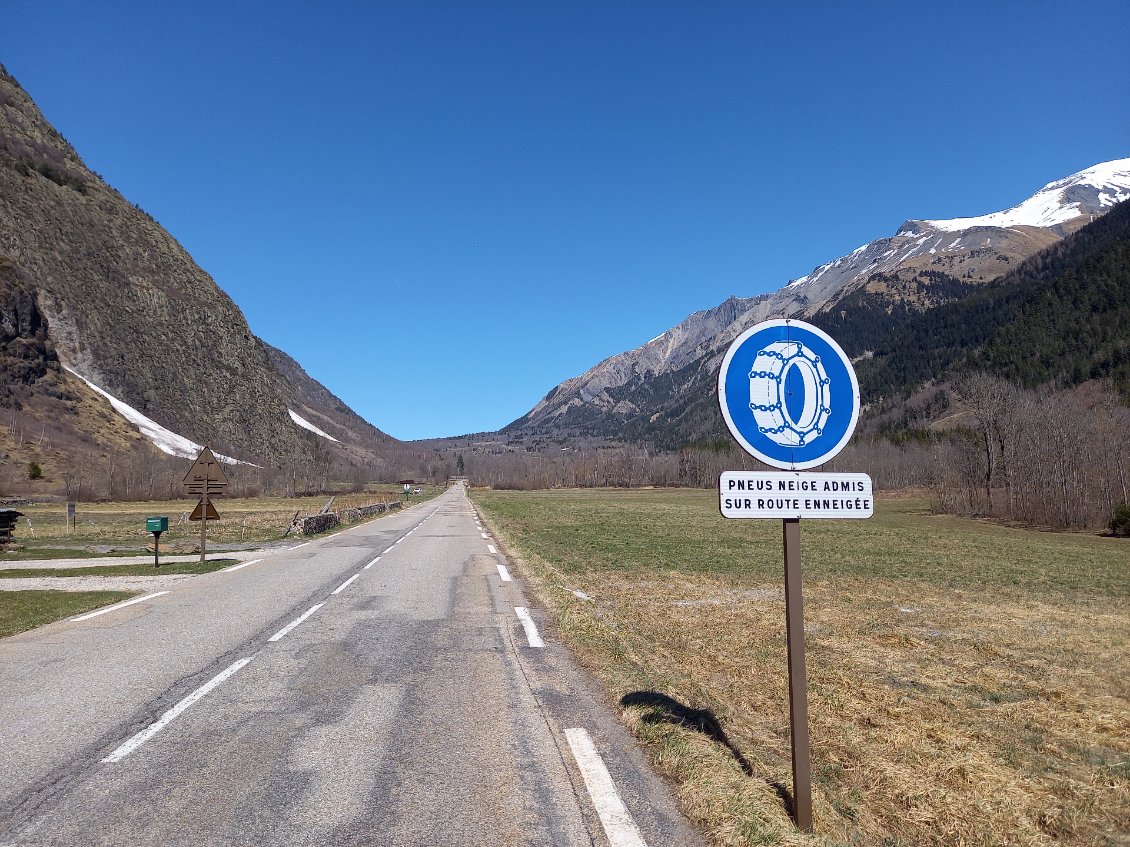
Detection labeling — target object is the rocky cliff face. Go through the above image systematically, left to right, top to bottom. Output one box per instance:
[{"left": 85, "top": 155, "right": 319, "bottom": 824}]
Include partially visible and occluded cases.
[
  {"left": 0, "top": 64, "right": 391, "bottom": 467},
  {"left": 507, "top": 158, "right": 1130, "bottom": 447},
  {"left": 0, "top": 257, "right": 57, "bottom": 407}
]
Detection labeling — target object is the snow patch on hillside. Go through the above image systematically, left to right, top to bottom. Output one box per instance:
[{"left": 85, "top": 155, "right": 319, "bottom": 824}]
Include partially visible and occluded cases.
[
  {"left": 64, "top": 366, "right": 253, "bottom": 465},
  {"left": 289, "top": 409, "right": 340, "bottom": 442}
]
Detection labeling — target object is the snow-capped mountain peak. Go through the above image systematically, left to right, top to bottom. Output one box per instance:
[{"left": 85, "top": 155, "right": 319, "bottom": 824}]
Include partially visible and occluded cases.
[
  {"left": 783, "top": 157, "right": 1130, "bottom": 305},
  {"left": 916, "top": 157, "right": 1130, "bottom": 233}
]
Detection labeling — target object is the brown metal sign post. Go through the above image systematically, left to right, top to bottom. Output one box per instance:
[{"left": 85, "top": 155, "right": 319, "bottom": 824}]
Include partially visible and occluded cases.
[
  {"left": 717, "top": 320, "right": 868, "bottom": 834},
  {"left": 199, "top": 488, "right": 208, "bottom": 564},
  {"left": 783, "top": 517, "right": 812, "bottom": 831}
]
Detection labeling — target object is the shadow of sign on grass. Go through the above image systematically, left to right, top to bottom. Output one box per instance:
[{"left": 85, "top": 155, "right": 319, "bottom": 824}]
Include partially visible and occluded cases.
[{"left": 620, "top": 691, "right": 798, "bottom": 823}]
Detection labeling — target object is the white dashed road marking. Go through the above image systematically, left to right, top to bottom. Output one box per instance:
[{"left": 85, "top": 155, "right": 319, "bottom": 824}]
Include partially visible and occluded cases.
[
  {"left": 487, "top": 544, "right": 497, "bottom": 554},
  {"left": 364, "top": 556, "right": 382, "bottom": 570},
  {"left": 221, "top": 559, "right": 262, "bottom": 573},
  {"left": 497, "top": 564, "right": 512, "bottom": 582},
  {"left": 331, "top": 574, "right": 360, "bottom": 595},
  {"left": 70, "top": 592, "right": 169, "bottom": 622},
  {"left": 268, "top": 603, "right": 325, "bottom": 643},
  {"left": 514, "top": 607, "right": 544, "bottom": 648},
  {"left": 102, "top": 656, "right": 255, "bottom": 763},
  {"left": 564, "top": 728, "right": 649, "bottom": 847}
]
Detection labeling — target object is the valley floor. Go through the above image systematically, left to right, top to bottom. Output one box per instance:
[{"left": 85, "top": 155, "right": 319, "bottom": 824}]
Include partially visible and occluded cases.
[{"left": 470, "top": 488, "right": 1130, "bottom": 846}]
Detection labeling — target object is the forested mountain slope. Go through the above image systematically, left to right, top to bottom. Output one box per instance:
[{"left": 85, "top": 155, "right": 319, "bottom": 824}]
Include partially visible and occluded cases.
[{"left": 858, "top": 199, "right": 1130, "bottom": 403}]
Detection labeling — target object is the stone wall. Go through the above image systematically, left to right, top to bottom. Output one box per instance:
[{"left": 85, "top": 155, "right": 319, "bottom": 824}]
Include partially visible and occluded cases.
[
  {"left": 292, "top": 499, "right": 402, "bottom": 536},
  {"left": 339, "top": 501, "right": 397, "bottom": 523},
  {"left": 293, "top": 512, "right": 339, "bottom": 535}
]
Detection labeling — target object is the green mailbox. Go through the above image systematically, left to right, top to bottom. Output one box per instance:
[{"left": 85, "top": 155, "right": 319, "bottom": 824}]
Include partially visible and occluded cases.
[{"left": 147, "top": 516, "right": 168, "bottom": 568}]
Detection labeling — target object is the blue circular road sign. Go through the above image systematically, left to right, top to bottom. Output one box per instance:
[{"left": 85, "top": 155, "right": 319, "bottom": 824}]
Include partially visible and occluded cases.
[{"left": 718, "top": 319, "right": 860, "bottom": 470}]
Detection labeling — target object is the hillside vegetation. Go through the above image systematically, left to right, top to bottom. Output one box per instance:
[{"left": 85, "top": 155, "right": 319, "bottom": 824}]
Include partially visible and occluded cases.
[
  {"left": 0, "top": 64, "right": 408, "bottom": 489},
  {"left": 857, "top": 199, "right": 1130, "bottom": 403}
]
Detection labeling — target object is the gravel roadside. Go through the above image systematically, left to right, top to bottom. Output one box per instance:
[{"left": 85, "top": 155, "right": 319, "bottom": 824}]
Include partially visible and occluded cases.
[
  {"left": 0, "top": 550, "right": 274, "bottom": 592},
  {"left": 0, "top": 574, "right": 197, "bottom": 593}
]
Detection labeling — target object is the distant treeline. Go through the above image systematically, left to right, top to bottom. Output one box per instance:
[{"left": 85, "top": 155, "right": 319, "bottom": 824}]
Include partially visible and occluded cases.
[
  {"left": 935, "top": 374, "right": 1128, "bottom": 531},
  {"left": 5, "top": 375, "right": 1125, "bottom": 534},
  {"left": 461, "top": 376, "right": 1129, "bottom": 533}
]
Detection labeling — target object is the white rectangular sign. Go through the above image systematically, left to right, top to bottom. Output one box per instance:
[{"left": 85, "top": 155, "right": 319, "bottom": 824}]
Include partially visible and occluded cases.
[{"left": 719, "top": 471, "right": 874, "bottom": 519}]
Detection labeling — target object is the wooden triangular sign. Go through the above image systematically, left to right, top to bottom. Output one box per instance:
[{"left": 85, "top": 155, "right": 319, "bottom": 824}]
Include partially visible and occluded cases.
[
  {"left": 182, "top": 446, "right": 229, "bottom": 487},
  {"left": 189, "top": 499, "right": 221, "bottom": 521}
]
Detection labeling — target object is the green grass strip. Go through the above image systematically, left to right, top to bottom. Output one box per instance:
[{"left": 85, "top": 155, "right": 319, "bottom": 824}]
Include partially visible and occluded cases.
[
  {"left": 471, "top": 490, "right": 1130, "bottom": 598},
  {"left": 0, "top": 548, "right": 148, "bottom": 561},
  {"left": 0, "top": 559, "right": 240, "bottom": 579},
  {"left": 0, "top": 589, "right": 137, "bottom": 638}
]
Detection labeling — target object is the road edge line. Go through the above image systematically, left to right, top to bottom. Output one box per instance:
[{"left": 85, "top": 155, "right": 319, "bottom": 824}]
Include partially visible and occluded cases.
[
  {"left": 70, "top": 591, "right": 169, "bottom": 622},
  {"left": 514, "top": 606, "right": 544, "bottom": 648},
  {"left": 564, "top": 727, "right": 649, "bottom": 847}
]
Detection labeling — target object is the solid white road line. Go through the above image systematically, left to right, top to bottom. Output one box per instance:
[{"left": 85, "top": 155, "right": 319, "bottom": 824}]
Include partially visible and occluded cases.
[
  {"left": 290, "top": 542, "right": 310, "bottom": 550},
  {"left": 488, "top": 544, "right": 497, "bottom": 554},
  {"left": 364, "top": 556, "right": 382, "bottom": 570},
  {"left": 221, "top": 558, "right": 262, "bottom": 573},
  {"left": 497, "top": 564, "right": 512, "bottom": 582},
  {"left": 332, "top": 574, "right": 360, "bottom": 595},
  {"left": 70, "top": 592, "right": 169, "bottom": 622},
  {"left": 268, "top": 603, "right": 325, "bottom": 642},
  {"left": 514, "top": 607, "right": 544, "bottom": 648},
  {"left": 102, "top": 656, "right": 255, "bottom": 763},
  {"left": 564, "top": 728, "right": 649, "bottom": 847}
]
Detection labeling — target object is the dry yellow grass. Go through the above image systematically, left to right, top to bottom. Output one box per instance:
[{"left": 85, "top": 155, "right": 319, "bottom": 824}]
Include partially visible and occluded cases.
[
  {"left": 2, "top": 486, "right": 430, "bottom": 551},
  {"left": 472, "top": 489, "right": 1130, "bottom": 847}
]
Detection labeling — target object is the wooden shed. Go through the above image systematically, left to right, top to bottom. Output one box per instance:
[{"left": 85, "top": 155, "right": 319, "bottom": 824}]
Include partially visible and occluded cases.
[{"left": 0, "top": 509, "right": 24, "bottom": 543}]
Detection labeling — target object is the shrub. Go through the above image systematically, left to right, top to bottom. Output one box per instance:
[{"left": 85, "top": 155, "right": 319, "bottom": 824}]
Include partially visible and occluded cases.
[
  {"left": 27, "top": 461, "right": 42, "bottom": 480},
  {"left": 1111, "top": 503, "right": 1130, "bottom": 537}
]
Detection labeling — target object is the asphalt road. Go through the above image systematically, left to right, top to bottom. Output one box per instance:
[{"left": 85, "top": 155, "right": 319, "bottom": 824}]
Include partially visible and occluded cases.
[{"left": 0, "top": 486, "right": 705, "bottom": 847}]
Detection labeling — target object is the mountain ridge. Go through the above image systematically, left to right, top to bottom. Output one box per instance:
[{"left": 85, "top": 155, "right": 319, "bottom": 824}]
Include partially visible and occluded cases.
[
  {"left": 0, "top": 64, "right": 393, "bottom": 475},
  {"left": 506, "top": 157, "right": 1130, "bottom": 446}
]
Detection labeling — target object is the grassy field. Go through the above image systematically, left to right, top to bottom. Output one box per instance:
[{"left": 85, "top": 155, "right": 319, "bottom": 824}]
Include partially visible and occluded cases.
[
  {"left": 0, "top": 485, "right": 438, "bottom": 555},
  {"left": 0, "top": 485, "right": 442, "bottom": 636},
  {"left": 471, "top": 488, "right": 1130, "bottom": 847},
  {"left": 0, "top": 589, "right": 136, "bottom": 638}
]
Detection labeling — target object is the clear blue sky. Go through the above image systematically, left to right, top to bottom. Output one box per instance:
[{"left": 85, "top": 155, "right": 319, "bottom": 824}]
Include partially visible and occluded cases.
[{"left": 4, "top": 1, "right": 1128, "bottom": 439}]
